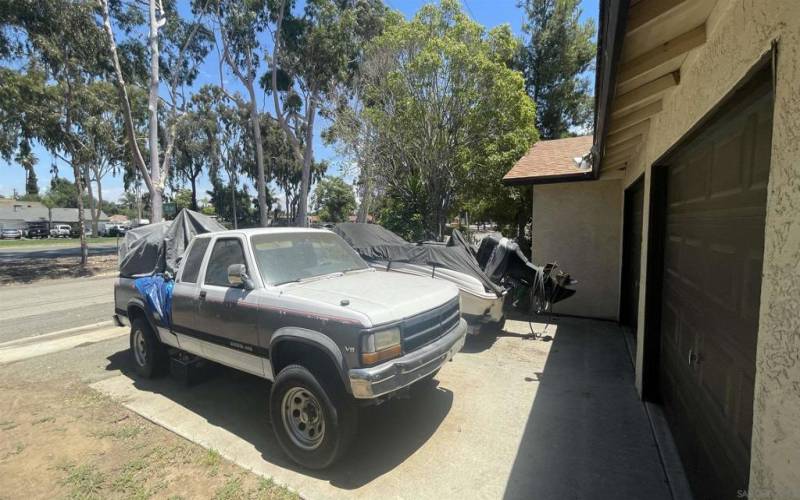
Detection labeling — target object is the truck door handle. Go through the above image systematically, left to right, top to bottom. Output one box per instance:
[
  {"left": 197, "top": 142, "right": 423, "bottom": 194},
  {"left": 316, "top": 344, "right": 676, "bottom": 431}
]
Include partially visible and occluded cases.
[{"left": 199, "top": 290, "right": 207, "bottom": 299}]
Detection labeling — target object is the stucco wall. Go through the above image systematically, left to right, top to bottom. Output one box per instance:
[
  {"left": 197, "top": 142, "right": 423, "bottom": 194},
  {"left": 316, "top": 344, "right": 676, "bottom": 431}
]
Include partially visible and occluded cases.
[
  {"left": 619, "top": 0, "right": 800, "bottom": 496},
  {"left": 532, "top": 180, "right": 621, "bottom": 320}
]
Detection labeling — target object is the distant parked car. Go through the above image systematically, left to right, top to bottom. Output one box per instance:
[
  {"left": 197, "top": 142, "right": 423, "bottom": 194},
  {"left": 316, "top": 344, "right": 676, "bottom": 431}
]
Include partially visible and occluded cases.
[
  {"left": 27, "top": 223, "right": 50, "bottom": 239},
  {"left": 50, "top": 224, "right": 71, "bottom": 238},
  {"left": 107, "top": 224, "right": 127, "bottom": 237},
  {"left": 68, "top": 226, "right": 93, "bottom": 238},
  {"left": 1, "top": 228, "right": 23, "bottom": 239}
]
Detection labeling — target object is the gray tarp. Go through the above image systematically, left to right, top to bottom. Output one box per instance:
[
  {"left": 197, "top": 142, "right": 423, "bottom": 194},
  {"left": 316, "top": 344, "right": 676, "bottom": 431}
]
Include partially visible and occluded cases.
[
  {"left": 119, "top": 209, "right": 225, "bottom": 278},
  {"left": 333, "top": 223, "right": 504, "bottom": 295}
]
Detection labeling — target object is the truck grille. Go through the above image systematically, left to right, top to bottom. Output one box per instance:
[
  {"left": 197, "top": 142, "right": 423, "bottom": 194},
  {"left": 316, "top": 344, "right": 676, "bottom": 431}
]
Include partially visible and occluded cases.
[{"left": 402, "top": 298, "right": 460, "bottom": 352}]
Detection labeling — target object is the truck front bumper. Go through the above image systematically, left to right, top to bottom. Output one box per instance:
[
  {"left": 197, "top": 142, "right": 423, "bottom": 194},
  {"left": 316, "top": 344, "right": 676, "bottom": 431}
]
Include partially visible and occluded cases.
[{"left": 348, "top": 318, "right": 468, "bottom": 399}]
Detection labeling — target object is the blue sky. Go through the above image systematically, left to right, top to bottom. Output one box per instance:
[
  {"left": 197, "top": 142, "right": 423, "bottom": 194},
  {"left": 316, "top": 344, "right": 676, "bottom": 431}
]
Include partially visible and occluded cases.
[{"left": 0, "top": 0, "right": 599, "bottom": 203}]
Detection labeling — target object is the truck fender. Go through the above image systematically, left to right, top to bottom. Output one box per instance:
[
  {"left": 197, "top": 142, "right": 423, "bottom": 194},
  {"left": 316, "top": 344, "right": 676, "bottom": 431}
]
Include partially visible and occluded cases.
[
  {"left": 126, "top": 297, "right": 161, "bottom": 337},
  {"left": 269, "top": 328, "right": 349, "bottom": 391}
]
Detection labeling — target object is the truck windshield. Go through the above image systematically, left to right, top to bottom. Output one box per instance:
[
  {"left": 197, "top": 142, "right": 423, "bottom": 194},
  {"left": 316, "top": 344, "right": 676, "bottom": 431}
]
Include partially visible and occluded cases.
[{"left": 250, "top": 232, "right": 369, "bottom": 285}]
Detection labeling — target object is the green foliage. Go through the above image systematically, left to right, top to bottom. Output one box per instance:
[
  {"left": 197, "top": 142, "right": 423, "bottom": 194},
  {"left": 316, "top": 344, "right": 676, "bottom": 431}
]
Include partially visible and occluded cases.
[
  {"left": 263, "top": 0, "right": 388, "bottom": 225},
  {"left": 360, "top": 0, "right": 537, "bottom": 237},
  {"left": 519, "top": 0, "right": 596, "bottom": 139},
  {"left": 312, "top": 176, "right": 355, "bottom": 222},
  {"left": 45, "top": 177, "right": 79, "bottom": 208},
  {"left": 206, "top": 182, "right": 258, "bottom": 228},
  {"left": 174, "top": 189, "right": 194, "bottom": 212},
  {"left": 376, "top": 195, "right": 426, "bottom": 242}
]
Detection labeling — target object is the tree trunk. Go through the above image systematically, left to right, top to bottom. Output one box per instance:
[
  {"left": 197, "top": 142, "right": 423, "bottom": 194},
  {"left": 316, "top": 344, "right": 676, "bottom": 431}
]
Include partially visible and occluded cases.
[
  {"left": 147, "top": 0, "right": 163, "bottom": 223},
  {"left": 245, "top": 80, "right": 268, "bottom": 227},
  {"left": 295, "top": 99, "right": 316, "bottom": 227},
  {"left": 356, "top": 160, "right": 371, "bottom": 223},
  {"left": 73, "top": 162, "right": 88, "bottom": 265},
  {"left": 84, "top": 166, "right": 99, "bottom": 235},
  {"left": 228, "top": 166, "right": 238, "bottom": 229},
  {"left": 190, "top": 173, "right": 198, "bottom": 211},
  {"left": 96, "top": 175, "right": 104, "bottom": 235}
]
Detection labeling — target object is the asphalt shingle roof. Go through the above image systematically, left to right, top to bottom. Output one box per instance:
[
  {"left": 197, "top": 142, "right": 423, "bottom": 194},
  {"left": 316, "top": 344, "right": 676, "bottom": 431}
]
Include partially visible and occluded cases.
[{"left": 503, "top": 135, "right": 593, "bottom": 185}]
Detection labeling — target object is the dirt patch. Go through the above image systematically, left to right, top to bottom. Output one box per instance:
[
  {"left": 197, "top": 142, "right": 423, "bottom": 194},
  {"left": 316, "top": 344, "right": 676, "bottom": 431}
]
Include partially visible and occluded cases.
[
  {"left": 0, "top": 254, "right": 118, "bottom": 286},
  {"left": 0, "top": 377, "right": 297, "bottom": 500}
]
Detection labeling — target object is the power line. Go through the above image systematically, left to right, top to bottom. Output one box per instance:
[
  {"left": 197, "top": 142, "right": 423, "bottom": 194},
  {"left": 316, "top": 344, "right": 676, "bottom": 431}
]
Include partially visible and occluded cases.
[{"left": 462, "top": 0, "right": 477, "bottom": 20}]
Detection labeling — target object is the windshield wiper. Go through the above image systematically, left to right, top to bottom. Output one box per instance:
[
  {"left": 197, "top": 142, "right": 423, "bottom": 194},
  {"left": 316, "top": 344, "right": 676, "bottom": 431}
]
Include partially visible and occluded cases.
[
  {"left": 341, "top": 267, "right": 370, "bottom": 274},
  {"left": 276, "top": 272, "right": 343, "bottom": 286}
]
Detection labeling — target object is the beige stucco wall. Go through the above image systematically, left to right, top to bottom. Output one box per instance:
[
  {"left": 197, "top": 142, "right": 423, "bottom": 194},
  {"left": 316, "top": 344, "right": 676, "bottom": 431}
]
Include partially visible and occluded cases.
[
  {"left": 618, "top": 0, "right": 800, "bottom": 496},
  {"left": 531, "top": 179, "right": 622, "bottom": 320}
]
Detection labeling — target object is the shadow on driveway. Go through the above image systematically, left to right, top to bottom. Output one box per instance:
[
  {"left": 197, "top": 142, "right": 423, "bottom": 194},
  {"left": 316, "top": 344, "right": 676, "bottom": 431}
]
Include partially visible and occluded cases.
[
  {"left": 501, "top": 317, "right": 671, "bottom": 499},
  {"left": 105, "top": 350, "right": 453, "bottom": 490}
]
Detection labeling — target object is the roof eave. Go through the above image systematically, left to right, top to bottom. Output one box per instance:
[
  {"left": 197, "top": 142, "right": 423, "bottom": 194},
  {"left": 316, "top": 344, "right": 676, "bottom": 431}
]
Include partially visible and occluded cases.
[
  {"left": 591, "top": 0, "right": 630, "bottom": 179},
  {"left": 502, "top": 170, "right": 595, "bottom": 186}
]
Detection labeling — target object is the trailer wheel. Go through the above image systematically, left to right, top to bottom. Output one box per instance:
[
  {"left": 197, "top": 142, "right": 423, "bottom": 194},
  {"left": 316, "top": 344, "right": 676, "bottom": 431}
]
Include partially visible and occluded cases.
[
  {"left": 130, "top": 317, "right": 168, "bottom": 378},
  {"left": 270, "top": 364, "right": 357, "bottom": 469}
]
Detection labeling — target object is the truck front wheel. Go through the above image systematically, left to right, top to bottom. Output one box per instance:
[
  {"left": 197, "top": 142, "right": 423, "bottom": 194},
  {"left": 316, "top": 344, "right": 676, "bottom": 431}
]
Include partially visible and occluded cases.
[
  {"left": 130, "top": 317, "right": 168, "bottom": 378},
  {"left": 270, "top": 364, "right": 357, "bottom": 470}
]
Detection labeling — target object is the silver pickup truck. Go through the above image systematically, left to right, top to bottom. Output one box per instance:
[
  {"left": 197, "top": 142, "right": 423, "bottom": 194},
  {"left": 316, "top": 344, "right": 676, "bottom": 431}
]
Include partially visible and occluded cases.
[{"left": 113, "top": 227, "right": 467, "bottom": 469}]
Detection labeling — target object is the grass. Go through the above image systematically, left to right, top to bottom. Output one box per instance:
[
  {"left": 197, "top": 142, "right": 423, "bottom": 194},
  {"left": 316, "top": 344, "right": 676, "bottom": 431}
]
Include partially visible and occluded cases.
[
  {"left": 0, "top": 236, "right": 118, "bottom": 248},
  {"left": 93, "top": 423, "right": 143, "bottom": 440},
  {"left": 203, "top": 448, "right": 223, "bottom": 477},
  {"left": 110, "top": 458, "right": 152, "bottom": 500},
  {"left": 58, "top": 462, "right": 106, "bottom": 500},
  {"left": 213, "top": 476, "right": 299, "bottom": 500}
]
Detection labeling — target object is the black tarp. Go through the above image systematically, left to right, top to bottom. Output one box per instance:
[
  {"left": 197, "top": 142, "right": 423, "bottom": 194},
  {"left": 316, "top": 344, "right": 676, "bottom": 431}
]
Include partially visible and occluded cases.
[
  {"left": 119, "top": 209, "right": 225, "bottom": 278},
  {"left": 333, "top": 223, "right": 504, "bottom": 295},
  {"left": 476, "top": 235, "right": 576, "bottom": 305}
]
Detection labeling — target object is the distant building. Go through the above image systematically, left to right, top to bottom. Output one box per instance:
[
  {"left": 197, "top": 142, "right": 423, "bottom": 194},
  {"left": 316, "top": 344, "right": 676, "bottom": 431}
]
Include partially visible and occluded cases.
[
  {"left": 0, "top": 201, "right": 109, "bottom": 231},
  {"left": 109, "top": 214, "right": 130, "bottom": 225}
]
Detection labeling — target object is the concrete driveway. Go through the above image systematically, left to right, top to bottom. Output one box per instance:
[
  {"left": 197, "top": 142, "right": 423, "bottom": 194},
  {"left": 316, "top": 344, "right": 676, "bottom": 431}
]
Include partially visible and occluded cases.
[{"left": 92, "top": 316, "right": 672, "bottom": 500}]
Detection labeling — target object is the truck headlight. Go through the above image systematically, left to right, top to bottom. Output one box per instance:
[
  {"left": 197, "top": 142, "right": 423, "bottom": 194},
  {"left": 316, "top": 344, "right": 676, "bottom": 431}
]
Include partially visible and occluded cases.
[{"left": 361, "top": 327, "right": 402, "bottom": 365}]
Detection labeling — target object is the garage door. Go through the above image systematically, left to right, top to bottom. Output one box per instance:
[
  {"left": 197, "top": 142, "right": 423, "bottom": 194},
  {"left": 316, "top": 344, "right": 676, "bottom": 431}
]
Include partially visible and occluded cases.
[{"left": 658, "top": 75, "right": 772, "bottom": 499}]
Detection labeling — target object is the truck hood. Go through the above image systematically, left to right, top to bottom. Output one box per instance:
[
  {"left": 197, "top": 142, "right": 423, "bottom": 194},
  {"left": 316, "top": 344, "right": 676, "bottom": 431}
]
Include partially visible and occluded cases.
[{"left": 279, "top": 270, "right": 458, "bottom": 326}]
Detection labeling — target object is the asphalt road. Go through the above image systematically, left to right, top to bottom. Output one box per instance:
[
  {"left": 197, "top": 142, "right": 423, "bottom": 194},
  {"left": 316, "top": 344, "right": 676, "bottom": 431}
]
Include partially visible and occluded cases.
[
  {"left": 0, "top": 242, "right": 119, "bottom": 263},
  {"left": 0, "top": 274, "right": 116, "bottom": 343}
]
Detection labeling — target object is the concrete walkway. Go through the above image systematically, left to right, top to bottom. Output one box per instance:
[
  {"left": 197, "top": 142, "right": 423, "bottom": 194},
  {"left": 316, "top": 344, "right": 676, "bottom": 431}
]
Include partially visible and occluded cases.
[{"left": 91, "top": 316, "right": 672, "bottom": 500}]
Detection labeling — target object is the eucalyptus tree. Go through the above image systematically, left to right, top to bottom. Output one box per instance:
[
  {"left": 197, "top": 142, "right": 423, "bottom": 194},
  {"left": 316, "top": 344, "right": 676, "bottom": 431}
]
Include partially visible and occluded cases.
[
  {"left": 1, "top": 0, "right": 111, "bottom": 263},
  {"left": 99, "top": 0, "right": 213, "bottom": 223},
  {"left": 211, "top": 0, "right": 270, "bottom": 226},
  {"left": 265, "top": 0, "right": 387, "bottom": 226},
  {"left": 73, "top": 81, "right": 126, "bottom": 234}
]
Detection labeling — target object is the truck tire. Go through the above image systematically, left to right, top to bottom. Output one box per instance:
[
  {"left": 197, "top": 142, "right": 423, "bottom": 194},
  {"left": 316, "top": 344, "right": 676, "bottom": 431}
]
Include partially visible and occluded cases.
[
  {"left": 130, "top": 317, "right": 168, "bottom": 379},
  {"left": 270, "top": 364, "right": 357, "bottom": 470}
]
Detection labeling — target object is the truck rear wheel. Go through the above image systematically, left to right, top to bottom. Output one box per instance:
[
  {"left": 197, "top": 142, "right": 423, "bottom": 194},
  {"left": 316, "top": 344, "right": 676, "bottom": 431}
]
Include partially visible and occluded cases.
[
  {"left": 130, "top": 317, "right": 168, "bottom": 379},
  {"left": 269, "top": 364, "right": 357, "bottom": 470}
]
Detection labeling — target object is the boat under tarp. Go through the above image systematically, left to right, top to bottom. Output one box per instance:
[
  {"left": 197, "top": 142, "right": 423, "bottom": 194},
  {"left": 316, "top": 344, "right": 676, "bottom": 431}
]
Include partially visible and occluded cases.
[{"left": 332, "top": 223, "right": 503, "bottom": 296}]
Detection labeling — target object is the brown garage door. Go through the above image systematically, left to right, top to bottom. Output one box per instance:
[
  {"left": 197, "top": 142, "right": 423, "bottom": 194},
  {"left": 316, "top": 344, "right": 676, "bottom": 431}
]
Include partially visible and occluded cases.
[{"left": 658, "top": 75, "right": 772, "bottom": 499}]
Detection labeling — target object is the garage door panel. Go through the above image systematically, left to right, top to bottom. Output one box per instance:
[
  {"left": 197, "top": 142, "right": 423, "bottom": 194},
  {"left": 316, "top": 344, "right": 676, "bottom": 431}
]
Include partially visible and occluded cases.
[
  {"left": 657, "top": 77, "right": 772, "bottom": 499},
  {"left": 751, "top": 112, "right": 773, "bottom": 188},
  {"left": 684, "top": 148, "right": 712, "bottom": 203}
]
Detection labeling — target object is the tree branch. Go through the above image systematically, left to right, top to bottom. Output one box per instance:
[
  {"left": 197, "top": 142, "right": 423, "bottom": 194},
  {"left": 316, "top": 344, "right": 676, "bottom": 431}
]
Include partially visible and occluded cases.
[{"left": 99, "top": 0, "right": 154, "bottom": 194}]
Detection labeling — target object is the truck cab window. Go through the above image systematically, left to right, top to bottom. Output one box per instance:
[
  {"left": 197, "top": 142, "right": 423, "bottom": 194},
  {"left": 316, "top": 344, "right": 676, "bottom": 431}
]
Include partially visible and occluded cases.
[
  {"left": 180, "top": 238, "right": 210, "bottom": 283},
  {"left": 205, "top": 238, "right": 247, "bottom": 287}
]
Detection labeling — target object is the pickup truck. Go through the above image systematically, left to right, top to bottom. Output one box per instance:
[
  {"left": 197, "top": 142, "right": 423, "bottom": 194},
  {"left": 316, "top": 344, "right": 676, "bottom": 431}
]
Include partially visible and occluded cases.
[{"left": 113, "top": 227, "right": 467, "bottom": 469}]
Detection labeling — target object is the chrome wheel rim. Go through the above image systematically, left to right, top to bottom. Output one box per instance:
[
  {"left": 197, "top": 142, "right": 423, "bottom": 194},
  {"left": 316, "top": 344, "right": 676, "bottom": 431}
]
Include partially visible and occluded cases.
[
  {"left": 133, "top": 329, "right": 147, "bottom": 367},
  {"left": 281, "top": 386, "right": 325, "bottom": 450}
]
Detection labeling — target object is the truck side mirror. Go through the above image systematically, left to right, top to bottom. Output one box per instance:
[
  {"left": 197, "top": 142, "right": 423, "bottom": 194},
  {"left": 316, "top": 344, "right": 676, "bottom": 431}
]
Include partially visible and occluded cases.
[{"left": 227, "top": 263, "right": 253, "bottom": 289}]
